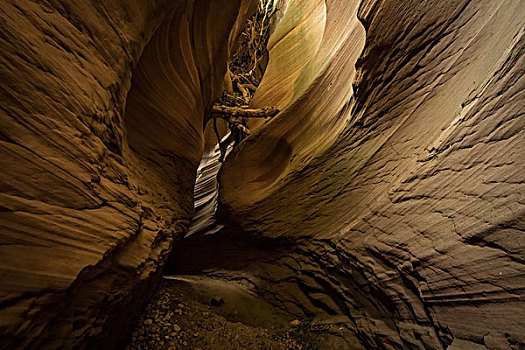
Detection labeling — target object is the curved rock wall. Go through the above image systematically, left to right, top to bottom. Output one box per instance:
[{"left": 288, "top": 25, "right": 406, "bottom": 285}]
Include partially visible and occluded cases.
[
  {"left": 0, "top": 0, "right": 253, "bottom": 348},
  {"left": 1, "top": 0, "right": 523, "bottom": 349},
  {"left": 219, "top": 0, "right": 525, "bottom": 348},
  {"left": 221, "top": 0, "right": 365, "bottom": 206}
]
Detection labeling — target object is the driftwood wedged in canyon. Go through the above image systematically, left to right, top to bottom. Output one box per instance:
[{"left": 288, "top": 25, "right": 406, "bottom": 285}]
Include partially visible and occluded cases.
[
  {"left": 0, "top": 0, "right": 254, "bottom": 348},
  {"left": 219, "top": 0, "right": 525, "bottom": 349},
  {"left": 220, "top": 0, "right": 366, "bottom": 205}
]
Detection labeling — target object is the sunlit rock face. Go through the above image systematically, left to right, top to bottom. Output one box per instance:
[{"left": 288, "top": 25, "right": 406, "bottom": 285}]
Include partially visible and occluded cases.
[
  {"left": 0, "top": 0, "right": 253, "bottom": 348},
  {"left": 219, "top": 0, "right": 525, "bottom": 349}
]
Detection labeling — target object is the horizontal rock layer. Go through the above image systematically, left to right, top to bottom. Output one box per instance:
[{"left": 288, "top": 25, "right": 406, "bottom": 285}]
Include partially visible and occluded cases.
[{"left": 219, "top": 0, "right": 525, "bottom": 349}]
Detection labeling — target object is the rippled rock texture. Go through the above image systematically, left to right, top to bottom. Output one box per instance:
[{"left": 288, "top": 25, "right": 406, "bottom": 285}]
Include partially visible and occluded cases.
[
  {"left": 0, "top": 0, "right": 253, "bottom": 348},
  {"left": 1, "top": 0, "right": 524, "bottom": 349},
  {"left": 220, "top": 0, "right": 525, "bottom": 349}
]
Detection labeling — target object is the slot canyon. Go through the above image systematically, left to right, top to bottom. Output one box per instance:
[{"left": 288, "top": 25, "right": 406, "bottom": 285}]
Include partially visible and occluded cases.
[{"left": 1, "top": 0, "right": 524, "bottom": 349}]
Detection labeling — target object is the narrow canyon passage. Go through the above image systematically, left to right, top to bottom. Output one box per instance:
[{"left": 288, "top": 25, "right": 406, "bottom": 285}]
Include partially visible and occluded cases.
[
  {"left": 1, "top": 0, "right": 524, "bottom": 349},
  {"left": 128, "top": 144, "right": 316, "bottom": 349}
]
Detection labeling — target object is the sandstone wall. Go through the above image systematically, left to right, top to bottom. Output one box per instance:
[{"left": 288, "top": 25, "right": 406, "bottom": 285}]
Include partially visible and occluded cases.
[
  {"left": 0, "top": 0, "right": 253, "bottom": 348},
  {"left": 1, "top": 0, "right": 523, "bottom": 349},
  {"left": 219, "top": 0, "right": 525, "bottom": 348}
]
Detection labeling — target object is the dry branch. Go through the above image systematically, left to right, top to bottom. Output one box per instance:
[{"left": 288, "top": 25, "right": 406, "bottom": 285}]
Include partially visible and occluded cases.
[{"left": 211, "top": 105, "right": 279, "bottom": 119}]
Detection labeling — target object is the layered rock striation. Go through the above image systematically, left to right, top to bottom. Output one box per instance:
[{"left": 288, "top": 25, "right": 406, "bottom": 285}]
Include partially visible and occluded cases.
[
  {"left": 0, "top": 0, "right": 253, "bottom": 348},
  {"left": 1, "top": 0, "right": 524, "bottom": 349},
  {"left": 219, "top": 0, "right": 525, "bottom": 349}
]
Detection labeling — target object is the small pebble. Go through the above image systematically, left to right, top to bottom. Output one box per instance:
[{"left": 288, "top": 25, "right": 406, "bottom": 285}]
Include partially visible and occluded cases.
[{"left": 290, "top": 319, "right": 301, "bottom": 327}]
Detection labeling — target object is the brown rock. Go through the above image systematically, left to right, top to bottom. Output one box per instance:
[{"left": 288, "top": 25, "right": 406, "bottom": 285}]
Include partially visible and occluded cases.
[
  {"left": 0, "top": 0, "right": 254, "bottom": 348},
  {"left": 1, "top": 0, "right": 524, "bottom": 349},
  {"left": 218, "top": 0, "right": 525, "bottom": 348},
  {"left": 289, "top": 320, "right": 301, "bottom": 327}
]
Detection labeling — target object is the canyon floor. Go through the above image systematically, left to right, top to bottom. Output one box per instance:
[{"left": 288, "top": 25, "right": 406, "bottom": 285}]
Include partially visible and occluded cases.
[
  {"left": 125, "top": 147, "right": 320, "bottom": 349},
  {"left": 126, "top": 276, "right": 314, "bottom": 350}
]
